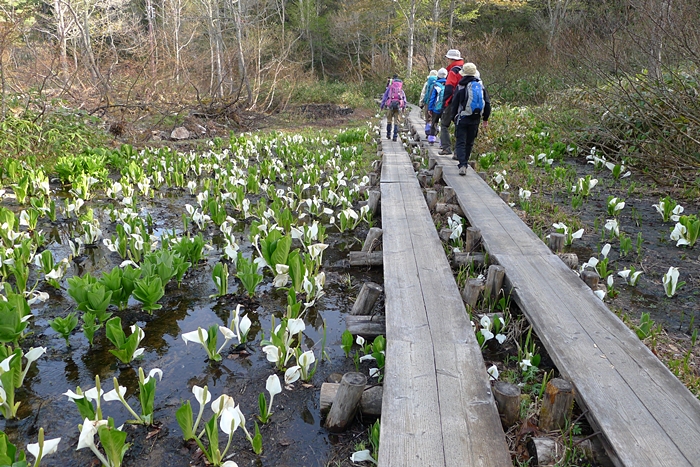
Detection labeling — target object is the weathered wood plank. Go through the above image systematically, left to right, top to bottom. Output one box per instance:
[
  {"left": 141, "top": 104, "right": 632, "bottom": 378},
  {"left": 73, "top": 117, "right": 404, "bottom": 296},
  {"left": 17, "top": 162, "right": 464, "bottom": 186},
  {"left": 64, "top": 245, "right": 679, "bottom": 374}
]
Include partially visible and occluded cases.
[
  {"left": 379, "top": 152, "right": 510, "bottom": 467},
  {"left": 499, "top": 253, "right": 700, "bottom": 467}
]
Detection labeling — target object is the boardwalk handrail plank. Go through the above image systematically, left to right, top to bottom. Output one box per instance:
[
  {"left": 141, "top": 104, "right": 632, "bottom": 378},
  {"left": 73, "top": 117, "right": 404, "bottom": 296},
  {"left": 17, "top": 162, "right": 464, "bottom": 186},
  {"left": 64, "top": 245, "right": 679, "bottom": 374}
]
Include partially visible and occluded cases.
[
  {"left": 405, "top": 107, "right": 700, "bottom": 467},
  {"left": 378, "top": 133, "right": 510, "bottom": 467}
]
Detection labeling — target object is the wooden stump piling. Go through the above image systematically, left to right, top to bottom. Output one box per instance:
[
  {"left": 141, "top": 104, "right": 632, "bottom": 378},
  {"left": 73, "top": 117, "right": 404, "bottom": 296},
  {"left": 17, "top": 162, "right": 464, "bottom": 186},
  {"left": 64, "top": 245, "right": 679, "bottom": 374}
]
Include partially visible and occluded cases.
[
  {"left": 425, "top": 190, "right": 438, "bottom": 211},
  {"left": 362, "top": 228, "right": 383, "bottom": 252},
  {"left": 549, "top": 233, "right": 566, "bottom": 253},
  {"left": 484, "top": 265, "right": 506, "bottom": 302},
  {"left": 581, "top": 270, "right": 600, "bottom": 290},
  {"left": 350, "top": 282, "right": 383, "bottom": 315},
  {"left": 325, "top": 372, "right": 367, "bottom": 432},
  {"left": 539, "top": 378, "right": 575, "bottom": 432},
  {"left": 493, "top": 381, "right": 521, "bottom": 428},
  {"left": 320, "top": 383, "right": 383, "bottom": 416}
]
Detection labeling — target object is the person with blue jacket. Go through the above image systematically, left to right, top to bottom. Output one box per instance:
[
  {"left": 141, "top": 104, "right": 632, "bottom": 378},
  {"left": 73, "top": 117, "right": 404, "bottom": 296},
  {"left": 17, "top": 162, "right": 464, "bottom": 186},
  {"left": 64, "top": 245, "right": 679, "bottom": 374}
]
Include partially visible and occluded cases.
[
  {"left": 426, "top": 68, "right": 447, "bottom": 145},
  {"left": 419, "top": 70, "right": 438, "bottom": 121}
]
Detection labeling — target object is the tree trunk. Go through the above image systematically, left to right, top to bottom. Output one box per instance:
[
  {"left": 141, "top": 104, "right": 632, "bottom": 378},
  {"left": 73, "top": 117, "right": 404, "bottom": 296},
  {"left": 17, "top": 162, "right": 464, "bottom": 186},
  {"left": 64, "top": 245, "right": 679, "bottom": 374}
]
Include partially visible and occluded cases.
[
  {"left": 233, "top": 0, "right": 252, "bottom": 106},
  {"left": 406, "top": 0, "right": 417, "bottom": 77},
  {"left": 429, "top": 0, "right": 440, "bottom": 69},
  {"left": 448, "top": 0, "right": 456, "bottom": 49}
]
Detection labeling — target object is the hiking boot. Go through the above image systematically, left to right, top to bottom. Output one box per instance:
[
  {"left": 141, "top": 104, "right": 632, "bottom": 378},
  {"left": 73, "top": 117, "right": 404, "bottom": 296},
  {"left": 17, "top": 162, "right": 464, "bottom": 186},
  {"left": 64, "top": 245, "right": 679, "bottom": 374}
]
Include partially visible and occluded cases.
[
  {"left": 392, "top": 135, "right": 397, "bottom": 142},
  {"left": 438, "top": 148, "right": 451, "bottom": 156},
  {"left": 459, "top": 166, "right": 467, "bottom": 176}
]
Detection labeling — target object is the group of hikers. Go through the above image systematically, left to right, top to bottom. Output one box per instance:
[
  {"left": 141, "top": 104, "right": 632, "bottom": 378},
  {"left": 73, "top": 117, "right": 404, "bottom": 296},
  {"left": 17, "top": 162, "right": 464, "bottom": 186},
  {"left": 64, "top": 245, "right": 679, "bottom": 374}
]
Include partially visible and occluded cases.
[{"left": 379, "top": 49, "right": 491, "bottom": 176}]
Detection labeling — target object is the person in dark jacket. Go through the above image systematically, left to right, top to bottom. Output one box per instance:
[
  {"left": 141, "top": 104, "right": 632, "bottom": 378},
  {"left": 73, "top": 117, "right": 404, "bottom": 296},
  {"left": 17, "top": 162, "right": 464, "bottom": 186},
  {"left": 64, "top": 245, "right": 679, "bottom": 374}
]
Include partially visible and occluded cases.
[
  {"left": 439, "top": 49, "right": 464, "bottom": 155},
  {"left": 451, "top": 62, "right": 491, "bottom": 175}
]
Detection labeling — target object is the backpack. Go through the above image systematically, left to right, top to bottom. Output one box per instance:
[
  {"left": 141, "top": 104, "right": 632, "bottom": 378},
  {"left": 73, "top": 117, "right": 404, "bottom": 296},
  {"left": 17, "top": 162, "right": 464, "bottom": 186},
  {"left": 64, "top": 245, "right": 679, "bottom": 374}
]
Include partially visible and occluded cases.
[
  {"left": 455, "top": 79, "right": 484, "bottom": 122},
  {"left": 387, "top": 80, "right": 403, "bottom": 109},
  {"left": 431, "top": 82, "right": 445, "bottom": 113}
]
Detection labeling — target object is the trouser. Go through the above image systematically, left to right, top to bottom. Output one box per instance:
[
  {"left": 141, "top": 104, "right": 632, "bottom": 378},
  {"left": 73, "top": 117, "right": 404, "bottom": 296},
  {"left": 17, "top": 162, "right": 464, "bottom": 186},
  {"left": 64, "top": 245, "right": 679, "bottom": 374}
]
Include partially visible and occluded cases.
[
  {"left": 440, "top": 103, "right": 456, "bottom": 150},
  {"left": 422, "top": 104, "right": 430, "bottom": 121},
  {"left": 385, "top": 108, "right": 401, "bottom": 139},
  {"left": 429, "top": 112, "right": 442, "bottom": 136},
  {"left": 454, "top": 121, "right": 480, "bottom": 168}
]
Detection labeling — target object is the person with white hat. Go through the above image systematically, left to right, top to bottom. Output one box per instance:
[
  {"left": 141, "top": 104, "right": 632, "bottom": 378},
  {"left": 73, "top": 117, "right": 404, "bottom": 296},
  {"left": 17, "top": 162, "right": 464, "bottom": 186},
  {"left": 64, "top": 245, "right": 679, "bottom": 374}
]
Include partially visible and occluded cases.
[
  {"left": 439, "top": 49, "right": 464, "bottom": 156},
  {"left": 451, "top": 62, "right": 491, "bottom": 175}
]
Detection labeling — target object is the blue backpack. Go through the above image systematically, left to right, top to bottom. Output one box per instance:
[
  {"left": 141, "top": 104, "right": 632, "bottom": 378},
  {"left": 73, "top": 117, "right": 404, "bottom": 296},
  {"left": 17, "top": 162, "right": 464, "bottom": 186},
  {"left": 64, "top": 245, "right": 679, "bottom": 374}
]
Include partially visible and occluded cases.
[
  {"left": 456, "top": 80, "right": 484, "bottom": 121},
  {"left": 431, "top": 82, "right": 445, "bottom": 113}
]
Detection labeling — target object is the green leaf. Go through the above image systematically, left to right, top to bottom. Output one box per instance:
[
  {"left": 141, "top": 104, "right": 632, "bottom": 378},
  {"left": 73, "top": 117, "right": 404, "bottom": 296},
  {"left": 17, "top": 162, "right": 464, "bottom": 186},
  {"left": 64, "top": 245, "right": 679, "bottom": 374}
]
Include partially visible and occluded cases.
[
  {"left": 270, "top": 235, "right": 292, "bottom": 269},
  {"left": 105, "top": 317, "right": 127, "bottom": 349},
  {"left": 341, "top": 330, "right": 353, "bottom": 357},
  {"left": 139, "top": 377, "right": 157, "bottom": 424},
  {"left": 258, "top": 392, "right": 268, "bottom": 423},
  {"left": 176, "top": 401, "right": 194, "bottom": 440},
  {"left": 203, "top": 415, "right": 219, "bottom": 462},
  {"left": 252, "top": 421, "right": 263, "bottom": 455},
  {"left": 98, "top": 422, "right": 130, "bottom": 467}
]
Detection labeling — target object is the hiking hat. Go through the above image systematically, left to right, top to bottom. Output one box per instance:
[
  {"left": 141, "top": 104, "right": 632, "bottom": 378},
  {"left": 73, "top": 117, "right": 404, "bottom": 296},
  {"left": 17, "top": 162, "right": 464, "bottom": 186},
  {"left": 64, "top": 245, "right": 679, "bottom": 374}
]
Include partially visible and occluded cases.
[
  {"left": 445, "top": 49, "right": 462, "bottom": 60},
  {"left": 460, "top": 62, "right": 478, "bottom": 76},
  {"left": 437, "top": 68, "right": 448, "bottom": 78},
  {"left": 428, "top": 70, "right": 438, "bottom": 77}
]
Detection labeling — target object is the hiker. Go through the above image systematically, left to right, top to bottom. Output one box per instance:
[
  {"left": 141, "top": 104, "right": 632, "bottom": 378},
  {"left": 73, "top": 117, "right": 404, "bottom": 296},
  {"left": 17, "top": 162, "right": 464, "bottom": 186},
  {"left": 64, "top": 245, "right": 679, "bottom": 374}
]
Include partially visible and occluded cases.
[
  {"left": 439, "top": 49, "right": 464, "bottom": 156},
  {"left": 452, "top": 62, "right": 491, "bottom": 175},
  {"left": 426, "top": 68, "right": 448, "bottom": 145},
  {"left": 419, "top": 70, "right": 438, "bottom": 121},
  {"left": 380, "top": 74, "right": 407, "bottom": 142}
]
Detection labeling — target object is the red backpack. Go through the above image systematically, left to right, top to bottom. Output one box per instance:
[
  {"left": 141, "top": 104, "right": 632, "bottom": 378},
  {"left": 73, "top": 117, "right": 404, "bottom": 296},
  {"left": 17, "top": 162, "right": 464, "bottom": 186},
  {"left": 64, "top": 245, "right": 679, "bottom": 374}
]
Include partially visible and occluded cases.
[{"left": 387, "top": 80, "right": 403, "bottom": 109}]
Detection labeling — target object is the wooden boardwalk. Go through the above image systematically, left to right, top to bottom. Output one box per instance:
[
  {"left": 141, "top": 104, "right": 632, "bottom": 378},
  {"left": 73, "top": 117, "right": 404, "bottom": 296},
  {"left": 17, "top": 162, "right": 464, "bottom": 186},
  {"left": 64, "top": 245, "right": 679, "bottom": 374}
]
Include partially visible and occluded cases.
[
  {"left": 406, "top": 106, "right": 700, "bottom": 467},
  {"left": 377, "top": 119, "right": 511, "bottom": 467}
]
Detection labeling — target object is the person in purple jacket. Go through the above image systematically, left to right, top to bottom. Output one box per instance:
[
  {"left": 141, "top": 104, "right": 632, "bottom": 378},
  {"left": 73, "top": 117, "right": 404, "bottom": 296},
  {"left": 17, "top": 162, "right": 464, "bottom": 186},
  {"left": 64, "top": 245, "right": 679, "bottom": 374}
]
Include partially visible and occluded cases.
[{"left": 380, "top": 74, "right": 407, "bottom": 141}]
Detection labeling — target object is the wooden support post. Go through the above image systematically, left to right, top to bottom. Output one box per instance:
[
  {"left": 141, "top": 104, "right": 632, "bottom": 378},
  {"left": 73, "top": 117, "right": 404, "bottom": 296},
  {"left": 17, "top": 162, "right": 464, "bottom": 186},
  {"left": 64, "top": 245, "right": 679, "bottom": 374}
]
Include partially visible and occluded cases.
[
  {"left": 428, "top": 157, "right": 438, "bottom": 170},
  {"left": 468, "top": 160, "right": 476, "bottom": 169},
  {"left": 412, "top": 161, "right": 421, "bottom": 171},
  {"left": 433, "top": 165, "right": 443, "bottom": 184},
  {"left": 478, "top": 171, "right": 487, "bottom": 181},
  {"left": 369, "top": 172, "right": 377, "bottom": 186},
  {"left": 418, "top": 173, "right": 428, "bottom": 188},
  {"left": 443, "top": 186, "right": 455, "bottom": 203},
  {"left": 367, "top": 190, "right": 381, "bottom": 216},
  {"left": 425, "top": 190, "right": 438, "bottom": 211},
  {"left": 499, "top": 192, "right": 511, "bottom": 204},
  {"left": 435, "top": 203, "right": 465, "bottom": 217},
  {"left": 465, "top": 227, "right": 482, "bottom": 252},
  {"left": 362, "top": 228, "right": 383, "bottom": 252},
  {"left": 439, "top": 228, "right": 453, "bottom": 243},
  {"left": 549, "top": 233, "right": 566, "bottom": 253},
  {"left": 348, "top": 251, "right": 383, "bottom": 267},
  {"left": 453, "top": 252, "right": 485, "bottom": 268},
  {"left": 557, "top": 253, "right": 578, "bottom": 270},
  {"left": 484, "top": 265, "right": 506, "bottom": 302},
  {"left": 581, "top": 270, "right": 600, "bottom": 290},
  {"left": 462, "top": 278, "right": 485, "bottom": 308},
  {"left": 350, "top": 282, "right": 383, "bottom": 315},
  {"left": 345, "top": 315, "right": 386, "bottom": 338},
  {"left": 325, "top": 372, "right": 367, "bottom": 432},
  {"left": 539, "top": 378, "right": 575, "bottom": 432},
  {"left": 493, "top": 381, "right": 521, "bottom": 428},
  {"left": 320, "top": 383, "right": 383, "bottom": 416},
  {"left": 527, "top": 437, "right": 608, "bottom": 467}
]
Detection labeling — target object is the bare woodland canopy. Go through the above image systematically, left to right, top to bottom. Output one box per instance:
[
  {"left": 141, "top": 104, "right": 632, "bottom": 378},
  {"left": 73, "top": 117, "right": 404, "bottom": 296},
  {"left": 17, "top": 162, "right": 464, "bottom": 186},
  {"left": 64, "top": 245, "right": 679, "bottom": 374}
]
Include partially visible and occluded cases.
[{"left": 0, "top": 0, "right": 698, "bottom": 112}]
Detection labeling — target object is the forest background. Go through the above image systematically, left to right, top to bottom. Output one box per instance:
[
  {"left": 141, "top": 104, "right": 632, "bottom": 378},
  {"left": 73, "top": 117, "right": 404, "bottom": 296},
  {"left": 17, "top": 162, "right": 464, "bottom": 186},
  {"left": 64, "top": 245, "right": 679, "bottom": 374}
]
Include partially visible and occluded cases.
[{"left": 0, "top": 0, "right": 699, "bottom": 181}]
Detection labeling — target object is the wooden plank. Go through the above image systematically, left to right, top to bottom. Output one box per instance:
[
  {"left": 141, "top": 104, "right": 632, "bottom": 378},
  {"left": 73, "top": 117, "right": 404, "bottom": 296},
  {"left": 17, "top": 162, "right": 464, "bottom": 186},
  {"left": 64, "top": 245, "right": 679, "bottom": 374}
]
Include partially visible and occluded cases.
[
  {"left": 380, "top": 174, "right": 510, "bottom": 467},
  {"left": 499, "top": 253, "right": 700, "bottom": 467}
]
